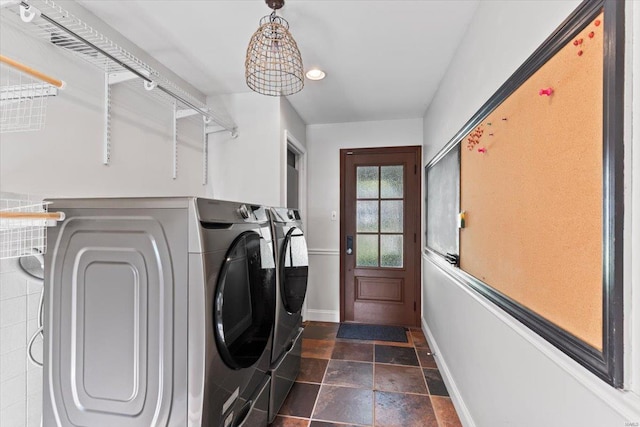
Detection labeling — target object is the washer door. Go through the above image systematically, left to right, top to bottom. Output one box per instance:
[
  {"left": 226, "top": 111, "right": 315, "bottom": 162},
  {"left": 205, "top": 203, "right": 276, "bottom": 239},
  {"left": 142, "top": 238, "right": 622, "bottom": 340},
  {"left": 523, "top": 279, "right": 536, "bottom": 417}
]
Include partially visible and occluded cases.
[
  {"left": 280, "top": 227, "right": 309, "bottom": 314},
  {"left": 214, "top": 231, "right": 276, "bottom": 369}
]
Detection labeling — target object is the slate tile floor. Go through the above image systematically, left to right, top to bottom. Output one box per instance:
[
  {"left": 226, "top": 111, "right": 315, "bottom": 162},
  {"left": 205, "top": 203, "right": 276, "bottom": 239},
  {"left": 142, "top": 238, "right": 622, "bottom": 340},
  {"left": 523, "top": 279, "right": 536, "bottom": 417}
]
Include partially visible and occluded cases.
[{"left": 269, "top": 322, "right": 463, "bottom": 427}]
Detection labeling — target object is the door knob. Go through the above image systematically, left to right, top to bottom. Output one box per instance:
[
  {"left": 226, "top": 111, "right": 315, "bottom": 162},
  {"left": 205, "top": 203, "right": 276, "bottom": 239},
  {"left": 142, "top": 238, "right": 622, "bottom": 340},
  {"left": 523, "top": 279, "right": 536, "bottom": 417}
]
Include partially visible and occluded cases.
[{"left": 346, "top": 235, "right": 353, "bottom": 255}]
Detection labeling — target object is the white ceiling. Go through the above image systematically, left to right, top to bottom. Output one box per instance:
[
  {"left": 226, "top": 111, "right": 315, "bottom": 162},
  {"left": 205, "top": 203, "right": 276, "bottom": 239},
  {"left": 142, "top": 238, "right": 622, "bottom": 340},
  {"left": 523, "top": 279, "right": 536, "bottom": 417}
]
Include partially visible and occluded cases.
[{"left": 77, "top": 0, "right": 479, "bottom": 125}]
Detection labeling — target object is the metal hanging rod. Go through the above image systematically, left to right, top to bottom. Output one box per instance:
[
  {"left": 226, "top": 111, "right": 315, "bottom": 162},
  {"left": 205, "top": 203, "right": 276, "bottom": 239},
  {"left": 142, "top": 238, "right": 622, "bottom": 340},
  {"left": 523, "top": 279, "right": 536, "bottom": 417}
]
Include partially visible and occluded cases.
[{"left": 9, "top": 0, "right": 237, "bottom": 135}]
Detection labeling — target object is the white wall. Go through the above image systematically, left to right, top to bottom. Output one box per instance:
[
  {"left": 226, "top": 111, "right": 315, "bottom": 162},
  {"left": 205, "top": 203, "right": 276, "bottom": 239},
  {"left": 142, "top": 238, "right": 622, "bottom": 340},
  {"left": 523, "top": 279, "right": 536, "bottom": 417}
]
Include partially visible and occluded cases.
[
  {"left": 421, "top": 1, "right": 640, "bottom": 426},
  {"left": 207, "top": 92, "right": 281, "bottom": 206},
  {"left": 206, "top": 94, "right": 308, "bottom": 209},
  {"left": 281, "top": 97, "right": 307, "bottom": 149},
  {"left": 305, "top": 118, "right": 423, "bottom": 321}
]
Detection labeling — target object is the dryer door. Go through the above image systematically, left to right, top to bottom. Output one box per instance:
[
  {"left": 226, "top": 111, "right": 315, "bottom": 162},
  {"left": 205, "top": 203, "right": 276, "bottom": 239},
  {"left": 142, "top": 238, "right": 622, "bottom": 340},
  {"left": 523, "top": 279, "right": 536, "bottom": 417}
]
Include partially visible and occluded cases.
[
  {"left": 280, "top": 227, "right": 309, "bottom": 314},
  {"left": 214, "top": 230, "right": 276, "bottom": 369}
]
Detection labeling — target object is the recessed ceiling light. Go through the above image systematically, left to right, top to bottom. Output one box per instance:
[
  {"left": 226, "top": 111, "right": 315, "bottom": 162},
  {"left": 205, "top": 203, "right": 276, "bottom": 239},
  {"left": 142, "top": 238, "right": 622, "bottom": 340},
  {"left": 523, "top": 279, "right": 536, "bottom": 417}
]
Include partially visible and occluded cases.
[{"left": 305, "top": 68, "right": 326, "bottom": 81}]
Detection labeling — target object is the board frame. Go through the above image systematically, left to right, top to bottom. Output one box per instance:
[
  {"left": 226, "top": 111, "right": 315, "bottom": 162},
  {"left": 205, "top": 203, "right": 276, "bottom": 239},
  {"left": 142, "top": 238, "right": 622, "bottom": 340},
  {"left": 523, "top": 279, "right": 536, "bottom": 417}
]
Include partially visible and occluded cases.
[{"left": 423, "top": 0, "right": 624, "bottom": 387}]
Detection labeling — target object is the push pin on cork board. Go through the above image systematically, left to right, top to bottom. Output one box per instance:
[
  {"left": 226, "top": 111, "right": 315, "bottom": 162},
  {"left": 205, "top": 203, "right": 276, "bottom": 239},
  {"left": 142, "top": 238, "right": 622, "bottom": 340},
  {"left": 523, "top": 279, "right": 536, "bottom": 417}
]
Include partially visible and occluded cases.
[
  {"left": 539, "top": 87, "right": 553, "bottom": 96},
  {"left": 458, "top": 211, "right": 466, "bottom": 229}
]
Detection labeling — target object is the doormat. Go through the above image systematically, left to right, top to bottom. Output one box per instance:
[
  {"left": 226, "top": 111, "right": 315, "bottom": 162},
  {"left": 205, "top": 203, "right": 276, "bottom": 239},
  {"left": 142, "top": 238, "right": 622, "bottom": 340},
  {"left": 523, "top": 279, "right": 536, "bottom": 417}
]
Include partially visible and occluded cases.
[{"left": 336, "top": 323, "right": 408, "bottom": 343}]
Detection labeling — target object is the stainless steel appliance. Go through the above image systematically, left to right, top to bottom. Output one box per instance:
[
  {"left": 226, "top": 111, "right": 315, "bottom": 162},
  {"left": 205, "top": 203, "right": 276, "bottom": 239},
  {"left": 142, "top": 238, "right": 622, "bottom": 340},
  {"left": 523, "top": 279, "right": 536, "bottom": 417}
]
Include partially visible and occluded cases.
[
  {"left": 43, "top": 198, "right": 275, "bottom": 427},
  {"left": 267, "top": 208, "right": 309, "bottom": 422}
]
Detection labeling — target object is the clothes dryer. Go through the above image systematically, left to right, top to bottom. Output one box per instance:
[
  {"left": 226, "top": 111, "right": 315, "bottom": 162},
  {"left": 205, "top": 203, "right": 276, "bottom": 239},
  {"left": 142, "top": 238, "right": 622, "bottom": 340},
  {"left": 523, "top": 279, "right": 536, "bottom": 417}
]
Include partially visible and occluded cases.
[
  {"left": 43, "top": 198, "right": 275, "bottom": 427},
  {"left": 267, "top": 208, "right": 309, "bottom": 422}
]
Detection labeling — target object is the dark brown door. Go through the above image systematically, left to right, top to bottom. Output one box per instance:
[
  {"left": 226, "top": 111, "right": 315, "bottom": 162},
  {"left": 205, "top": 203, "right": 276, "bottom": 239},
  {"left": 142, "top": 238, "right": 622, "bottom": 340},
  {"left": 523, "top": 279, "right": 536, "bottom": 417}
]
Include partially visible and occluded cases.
[{"left": 340, "top": 146, "right": 421, "bottom": 327}]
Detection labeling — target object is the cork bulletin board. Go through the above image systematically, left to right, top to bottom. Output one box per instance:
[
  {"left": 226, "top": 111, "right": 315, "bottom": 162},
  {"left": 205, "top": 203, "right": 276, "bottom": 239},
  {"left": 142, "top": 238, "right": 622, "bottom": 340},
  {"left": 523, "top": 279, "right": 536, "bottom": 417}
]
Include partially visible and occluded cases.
[
  {"left": 424, "top": 0, "right": 625, "bottom": 388},
  {"left": 460, "top": 13, "right": 604, "bottom": 350}
]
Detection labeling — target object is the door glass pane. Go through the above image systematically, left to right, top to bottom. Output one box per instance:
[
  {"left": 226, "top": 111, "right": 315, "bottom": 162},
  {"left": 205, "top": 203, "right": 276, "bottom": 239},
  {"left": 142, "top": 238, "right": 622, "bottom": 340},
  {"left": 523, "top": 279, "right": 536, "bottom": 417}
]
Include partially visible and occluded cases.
[
  {"left": 381, "top": 165, "right": 403, "bottom": 198},
  {"left": 357, "top": 166, "right": 379, "bottom": 198},
  {"left": 380, "top": 200, "right": 403, "bottom": 233},
  {"left": 357, "top": 201, "right": 379, "bottom": 232},
  {"left": 284, "top": 229, "right": 309, "bottom": 268},
  {"left": 215, "top": 231, "right": 276, "bottom": 369},
  {"left": 356, "top": 234, "right": 378, "bottom": 267},
  {"left": 380, "top": 234, "right": 403, "bottom": 267}
]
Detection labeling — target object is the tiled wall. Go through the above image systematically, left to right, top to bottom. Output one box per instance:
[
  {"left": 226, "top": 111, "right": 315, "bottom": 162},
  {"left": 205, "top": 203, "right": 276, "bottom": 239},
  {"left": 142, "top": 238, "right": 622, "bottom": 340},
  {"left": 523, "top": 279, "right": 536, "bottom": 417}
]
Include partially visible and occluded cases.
[{"left": 0, "top": 259, "right": 43, "bottom": 427}]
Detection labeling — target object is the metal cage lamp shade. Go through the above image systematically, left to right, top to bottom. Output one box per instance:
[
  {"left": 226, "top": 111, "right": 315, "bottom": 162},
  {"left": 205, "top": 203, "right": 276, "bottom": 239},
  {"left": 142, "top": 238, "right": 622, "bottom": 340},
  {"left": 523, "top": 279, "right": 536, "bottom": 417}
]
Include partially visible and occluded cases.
[{"left": 245, "top": 0, "right": 304, "bottom": 96}]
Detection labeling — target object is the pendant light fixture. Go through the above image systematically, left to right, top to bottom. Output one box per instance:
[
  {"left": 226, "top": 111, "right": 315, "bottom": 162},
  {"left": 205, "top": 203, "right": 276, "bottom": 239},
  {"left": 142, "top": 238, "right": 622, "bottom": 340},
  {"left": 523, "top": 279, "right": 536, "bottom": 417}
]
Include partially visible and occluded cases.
[{"left": 245, "top": 0, "right": 304, "bottom": 96}]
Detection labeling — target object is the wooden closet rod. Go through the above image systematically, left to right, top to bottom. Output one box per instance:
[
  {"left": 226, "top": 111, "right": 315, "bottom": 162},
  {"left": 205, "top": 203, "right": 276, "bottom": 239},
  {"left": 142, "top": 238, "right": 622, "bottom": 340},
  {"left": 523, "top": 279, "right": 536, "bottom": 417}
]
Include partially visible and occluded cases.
[
  {"left": 0, "top": 54, "right": 66, "bottom": 89},
  {"left": 0, "top": 211, "right": 65, "bottom": 221}
]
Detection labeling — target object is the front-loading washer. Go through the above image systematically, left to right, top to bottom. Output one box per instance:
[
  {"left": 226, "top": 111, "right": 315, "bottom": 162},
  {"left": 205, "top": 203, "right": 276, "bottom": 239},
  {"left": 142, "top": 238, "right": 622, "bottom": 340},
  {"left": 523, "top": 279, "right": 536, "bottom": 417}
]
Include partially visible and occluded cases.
[
  {"left": 43, "top": 197, "right": 275, "bottom": 427},
  {"left": 191, "top": 199, "right": 275, "bottom": 427},
  {"left": 267, "top": 207, "right": 309, "bottom": 422}
]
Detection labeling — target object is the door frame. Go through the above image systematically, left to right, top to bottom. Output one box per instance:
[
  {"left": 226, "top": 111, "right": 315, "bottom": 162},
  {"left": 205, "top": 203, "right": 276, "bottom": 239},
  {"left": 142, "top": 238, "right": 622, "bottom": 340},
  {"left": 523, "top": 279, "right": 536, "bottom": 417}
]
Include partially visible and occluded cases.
[
  {"left": 282, "top": 129, "right": 307, "bottom": 223},
  {"left": 339, "top": 145, "right": 422, "bottom": 326}
]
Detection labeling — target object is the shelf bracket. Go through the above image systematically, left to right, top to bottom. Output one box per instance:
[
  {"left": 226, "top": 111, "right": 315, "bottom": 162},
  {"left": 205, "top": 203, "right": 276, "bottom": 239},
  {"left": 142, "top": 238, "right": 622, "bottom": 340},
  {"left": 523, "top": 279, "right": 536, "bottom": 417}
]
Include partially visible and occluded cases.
[
  {"left": 102, "top": 70, "right": 148, "bottom": 165},
  {"left": 107, "top": 70, "right": 138, "bottom": 85},
  {"left": 103, "top": 72, "right": 111, "bottom": 165},
  {"left": 172, "top": 101, "right": 178, "bottom": 180},
  {"left": 176, "top": 108, "right": 200, "bottom": 120},
  {"left": 177, "top": 109, "right": 237, "bottom": 138},
  {"left": 202, "top": 116, "right": 208, "bottom": 186},
  {"left": 206, "top": 125, "right": 236, "bottom": 135}
]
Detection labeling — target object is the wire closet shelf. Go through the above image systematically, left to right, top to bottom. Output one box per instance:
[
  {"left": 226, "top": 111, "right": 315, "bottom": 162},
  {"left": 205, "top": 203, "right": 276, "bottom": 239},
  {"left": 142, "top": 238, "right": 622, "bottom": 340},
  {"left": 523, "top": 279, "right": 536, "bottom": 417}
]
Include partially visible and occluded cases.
[
  {"left": 0, "top": 0, "right": 237, "bottom": 133},
  {"left": 0, "top": 55, "right": 62, "bottom": 133},
  {"left": 0, "top": 195, "right": 64, "bottom": 260}
]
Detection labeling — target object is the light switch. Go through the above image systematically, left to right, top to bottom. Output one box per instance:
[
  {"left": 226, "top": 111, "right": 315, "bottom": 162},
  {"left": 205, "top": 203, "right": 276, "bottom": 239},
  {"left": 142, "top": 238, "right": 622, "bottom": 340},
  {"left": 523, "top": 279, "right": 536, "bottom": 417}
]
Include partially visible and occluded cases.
[{"left": 331, "top": 211, "right": 337, "bottom": 221}]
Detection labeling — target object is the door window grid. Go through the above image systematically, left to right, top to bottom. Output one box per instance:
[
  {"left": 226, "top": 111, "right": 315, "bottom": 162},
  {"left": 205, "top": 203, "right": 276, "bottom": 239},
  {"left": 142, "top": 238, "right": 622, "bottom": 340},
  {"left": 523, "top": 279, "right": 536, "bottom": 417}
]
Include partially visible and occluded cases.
[{"left": 356, "top": 165, "right": 404, "bottom": 268}]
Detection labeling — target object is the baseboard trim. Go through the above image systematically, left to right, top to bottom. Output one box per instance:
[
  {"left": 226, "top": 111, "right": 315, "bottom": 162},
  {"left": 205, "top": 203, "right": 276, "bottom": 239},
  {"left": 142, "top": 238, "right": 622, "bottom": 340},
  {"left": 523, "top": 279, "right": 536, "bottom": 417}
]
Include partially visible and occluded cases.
[
  {"left": 307, "top": 248, "right": 340, "bottom": 256},
  {"left": 304, "top": 309, "right": 340, "bottom": 323},
  {"left": 422, "top": 317, "right": 476, "bottom": 427}
]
